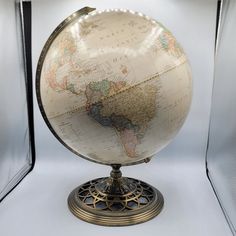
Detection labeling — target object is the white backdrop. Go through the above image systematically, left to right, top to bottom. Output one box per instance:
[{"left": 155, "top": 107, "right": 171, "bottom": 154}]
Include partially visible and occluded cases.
[{"left": 0, "top": 0, "right": 233, "bottom": 236}]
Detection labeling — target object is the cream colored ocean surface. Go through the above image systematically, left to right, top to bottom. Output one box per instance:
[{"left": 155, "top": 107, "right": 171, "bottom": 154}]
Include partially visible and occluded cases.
[{"left": 39, "top": 9, "right": 192, "bottom": 165}]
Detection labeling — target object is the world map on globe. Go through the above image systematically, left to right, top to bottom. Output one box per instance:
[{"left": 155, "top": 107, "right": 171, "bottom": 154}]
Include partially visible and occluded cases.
[{"left": 37, "top": 8, "right": 192, "bottom": 165}]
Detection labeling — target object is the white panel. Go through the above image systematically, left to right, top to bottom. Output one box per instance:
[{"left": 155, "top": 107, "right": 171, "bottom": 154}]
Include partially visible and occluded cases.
[
  {"left": 0, "top": 0, "right": 31, "bottom": 199},
  {"left": 207, "top": 0, "right": 236, "bottom": 233}
]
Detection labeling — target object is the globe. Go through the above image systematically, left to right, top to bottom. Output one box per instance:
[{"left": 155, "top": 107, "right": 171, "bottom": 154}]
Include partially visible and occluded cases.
[
  {"left": 36, "top": 7, "right": 193, "bottom": 226},
  {"left": 36, "top": 8, "right": 192, "bottom": 166}
]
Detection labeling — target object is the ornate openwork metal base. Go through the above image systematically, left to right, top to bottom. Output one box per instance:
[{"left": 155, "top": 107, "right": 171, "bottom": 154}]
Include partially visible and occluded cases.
[{"left": 68, "top": 165, "right": 164, "bottom": 226}]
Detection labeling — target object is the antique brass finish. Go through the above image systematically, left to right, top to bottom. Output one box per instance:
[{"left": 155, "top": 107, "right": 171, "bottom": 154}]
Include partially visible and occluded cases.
[{"left": 68, "top": 165, "right": 164, "bottom": 226}]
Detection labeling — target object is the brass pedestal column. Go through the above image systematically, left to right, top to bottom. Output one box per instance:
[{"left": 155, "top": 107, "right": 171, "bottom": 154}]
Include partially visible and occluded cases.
[{"left": 68, "top": 165, "right": 164, "bottom": 226}]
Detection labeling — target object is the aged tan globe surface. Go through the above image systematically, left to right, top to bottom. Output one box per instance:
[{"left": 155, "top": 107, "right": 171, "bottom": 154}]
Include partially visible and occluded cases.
[{"left": 36, "top": 8, "right": 192, "bottom": 166}]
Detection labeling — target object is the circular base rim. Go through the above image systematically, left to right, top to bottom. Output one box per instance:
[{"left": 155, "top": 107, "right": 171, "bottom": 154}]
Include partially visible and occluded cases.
[{"left": 68, "top": 177, "right": 164, "bottom": 226}]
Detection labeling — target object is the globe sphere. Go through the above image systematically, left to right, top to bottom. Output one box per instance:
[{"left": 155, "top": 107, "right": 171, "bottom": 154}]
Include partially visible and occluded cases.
[{"left": 36, "top": 8, "right": 192, "bottom": 165}]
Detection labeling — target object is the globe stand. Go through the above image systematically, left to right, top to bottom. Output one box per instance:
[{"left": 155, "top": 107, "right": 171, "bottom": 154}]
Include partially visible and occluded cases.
[{"left": 68, "top": 164, "right": 164, "bottom": 226}]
